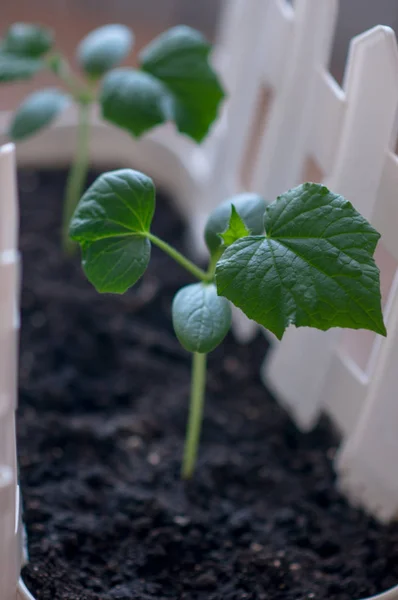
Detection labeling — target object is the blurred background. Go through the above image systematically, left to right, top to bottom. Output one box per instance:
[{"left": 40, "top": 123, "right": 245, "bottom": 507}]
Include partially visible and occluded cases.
[
  {"left": 0, "top": 0, "right": 221, "bottom": 110},
  {"left": 1, "top": 0, "right": 398, "bottom": 111}
]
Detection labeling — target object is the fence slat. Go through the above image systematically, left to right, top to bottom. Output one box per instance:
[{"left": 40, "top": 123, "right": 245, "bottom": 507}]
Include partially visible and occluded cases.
[
  {"left": 252, "top": 0, "right": 338, "bottom": 200},
  {"left": 262, "top": 0, "right": 294, "bottom": 91},
  {"left": 204, "top": 2, "right": 270, "bottom": 211},
  {"left": 327, "top": 26, "right": 398, "bottom": 220},
  {"left": 308, "top": 71, "right": 344, "bottom": 175},
  {"left": 0, "top": 143, "right": 20, "bottom": 599},
  {"left": 0, "top": 145, "right": 18, "bottom": 255},
  {"left": 372, "top": 152, "right": 398, "bottom": 261},
  {"left": 337, "top": 273, "right": 398, "bottom": 522},
  {"left": 0, "top": 466, "right": 17, "bottom": 600}
]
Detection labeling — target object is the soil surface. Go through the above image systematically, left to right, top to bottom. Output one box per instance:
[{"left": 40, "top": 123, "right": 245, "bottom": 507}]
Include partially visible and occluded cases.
[{"left": 18, "top": 169, "right": 398, "bottom": 600}]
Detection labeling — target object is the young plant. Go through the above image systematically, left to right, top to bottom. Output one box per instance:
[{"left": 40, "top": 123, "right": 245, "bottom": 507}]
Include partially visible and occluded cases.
[
  {"left": 0, "top": 23, "right": 224, "bottom": 252},
  {"left": 69, "top": 170, "right": 386, "bottom": 478}
]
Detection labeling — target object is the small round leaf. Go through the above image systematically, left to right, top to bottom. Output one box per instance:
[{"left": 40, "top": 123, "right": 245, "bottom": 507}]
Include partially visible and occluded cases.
[
  {"left": 3, "top": 23, "right": 53, "bottom": 57},
  {"left": 77, "top": 24, "right": 134, "bottom": 78},
  {"left": 140, "top": 25, "right": 225, "bottom": 142},
  {"left": 0, "top": 53, "right": 43, "bottom": 82},
  {"left": 100, "top": 68, "right": 170, "bottom": 137},
  {"left": 9, "top": 89, "right": 70, "bottom": 140},
  {"left": 70, "top": 169, "right": 156, "bottom": 295},
  {"left": 205, "top": 193, "right": 267, "bottom": 255},
  {"left": 82, "top": 236, "right": 151, "bottom": 294},
  {"left": 172, "top": 283, "right": 231, "bottom": 353}
]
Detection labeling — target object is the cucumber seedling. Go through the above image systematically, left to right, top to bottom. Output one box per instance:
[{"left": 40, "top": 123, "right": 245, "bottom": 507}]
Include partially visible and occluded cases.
[
  {"left": 0, "top": 22, "right": 224, "bottom": 252},
  {"left": 69, "top": 170, "right": 386, "bottom": 478}
]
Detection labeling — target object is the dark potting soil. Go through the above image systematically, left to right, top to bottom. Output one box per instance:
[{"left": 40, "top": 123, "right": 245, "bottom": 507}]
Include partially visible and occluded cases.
[{"left": 17, "top": 169, "right": 398, "bottom": 600}]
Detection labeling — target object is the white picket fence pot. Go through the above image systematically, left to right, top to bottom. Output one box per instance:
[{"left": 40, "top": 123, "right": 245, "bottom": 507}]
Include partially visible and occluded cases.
[
  {"left": 1, "top": 0, "right": 398, "bottom": 596},
  {"left": 0, "top": 114, "right": 394, "bottom": 600}
]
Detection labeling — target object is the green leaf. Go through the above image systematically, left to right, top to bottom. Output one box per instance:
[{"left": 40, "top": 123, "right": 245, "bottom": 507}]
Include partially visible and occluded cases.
[
  {"left": 3, "top": 23, "right": 53, "bottom": 57},
  {"left": 77, "top": 24, "right": 134, "bottom": 78},
  {"left": 140, "top": 25, "right": 225, "bottom": 142},
  {"left": 0, "top": 53, "right": 43, "bottom": 82},
  {"left": 100, "top": 69, "right": 170, "bottom": 137},
  {"left": 9, "top": 89, "right": 70, "bottom": 140},
  {"left": 70, "top": 169, "right": 156, "bottom": 294},
  {"left": 70, "top": 169, "right": 155, "bottom": 242},
  {"left": 216, "top": 183, "right": 386, "bottom": 340},
  {"left": 205, "top": 193, "right": 267, "bottom": 256},
  {"left": 220, "top": 204, "right": 250, "bottom": 247},
  {"left": 81, "top": 236, "right": 151, "bottom": 294},
  {"left": 172, "top": 283, "right": 232, "bottom": 353}
]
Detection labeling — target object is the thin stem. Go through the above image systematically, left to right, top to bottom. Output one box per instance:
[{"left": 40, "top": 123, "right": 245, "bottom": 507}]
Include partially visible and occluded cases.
[
  {"left": 46, "top": 54, "right": 94, "bottom": 103},
  {"left": 62, "top": 102, "right": 91, "bottom": 254},
  {"left": 147, "top": 233, "right": 212, "bottom": 282},
  {"left": 207, "top": 247, "right": 223, "bottom": 279},
  {"left": 182, "top": 352, "right": 207, "bottom": 479}
]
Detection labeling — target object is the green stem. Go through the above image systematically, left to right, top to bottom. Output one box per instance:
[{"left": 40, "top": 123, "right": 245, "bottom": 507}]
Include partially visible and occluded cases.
[
  {"left": 46, "top": 54, "right": 94, "bottom": 103},
  {"left": 62, "top": 102, "right": 91, "bottom": 254},
  {"left": 147, "top": 233, "right": 212, "bottom": 283},
  {"left": 207, "top": 247, "right": 223, "bottom": 279},
  {"left": 182, "top": 352, "right": 207, "bottom": 479}
]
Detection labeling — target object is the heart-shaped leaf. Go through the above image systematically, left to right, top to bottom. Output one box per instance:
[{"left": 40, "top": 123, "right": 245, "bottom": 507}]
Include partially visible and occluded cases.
[
  {"left": 2, "top": 23, "right": 53, "bottom": 57},
  {"left": 77, "top": 24, "right": 134, "bottom": 78},
  {"left": 140, "top": 26, "right": 225, "bottom": 142},
  {"left": 0, "top": 53, "right": 43, "bottom": 82},
  {"left": 100, "top": 69, "right": 170, "bottom": 137},
  {"left": 9, "top": 89, "right": 70, "bottom": 140},
  {"left": 70, "top": 169, "right": 156, "bottom": 293},
  {"left": 216, "top": 183, "right": 386, "bottom": 340},
  {"left": 205, "top": 193, "right": 266, "bottom": 256},
  {"left": 172, "top": 283, "right": 232, "bottom": 353}
]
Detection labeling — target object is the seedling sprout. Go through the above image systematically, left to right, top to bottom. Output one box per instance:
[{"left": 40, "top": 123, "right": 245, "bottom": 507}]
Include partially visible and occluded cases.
[{"left": 69, "top": 171, "right": 386, "bottom": 478}]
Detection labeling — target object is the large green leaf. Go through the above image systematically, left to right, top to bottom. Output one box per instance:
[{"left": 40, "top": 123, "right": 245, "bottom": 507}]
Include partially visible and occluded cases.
[
  {"left": 2, "top": 23, "right": 53, "bottom": 57},
  {"left": 77, "top": 24, "right": 134, "bottom": 78},
  {"left": 140, "top": 26, "right": 225, "bottom": 142},
  {"left": 0, "top": 53, "right": 43, "bottom": 82},
  {"left": 100, "top": 69, "right": 170, "bottom": 137},
  {"left": 9, "top": 89, "right": 70, "bottom": 140},
  {"left": 70, "top": 169, "right": 156, "bottom": 293},
  {"left": 216, "top": 183, "right": 386, "bottom": 340},
  {"left": 205, "top": 193, "right": 266, "bottom": 256},
  {"left": 172, "top": 283, "right": 232, "bottom": 353}
]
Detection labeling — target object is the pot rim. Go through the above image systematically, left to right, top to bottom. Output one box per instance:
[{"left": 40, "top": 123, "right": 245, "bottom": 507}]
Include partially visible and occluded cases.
[{"left": 17, "top": 577, "right": 398, "bottom": 600}]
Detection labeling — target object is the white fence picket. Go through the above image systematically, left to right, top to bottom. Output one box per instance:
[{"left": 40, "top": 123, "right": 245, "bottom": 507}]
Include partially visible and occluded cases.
[
  {"left": 252, "top": 0, "right": 339, "bottom": 200},
  {"left": 200, "top": 1, "right": 270, "bottom": 214},
  {"left": 0, "top": 143, "right": 21, "bottom": 599},
  {"left": 0, "top": 145, "right": 18, "bottom": 255},
  {"left": 336, "top": 148, "right": 398, "bottom": 519},
  {"left": 337, "top": 272, "right": 398, "bottom": 522},
  {"left": 0, "top": 466, "right": 17, "bottom": 600}
]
